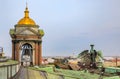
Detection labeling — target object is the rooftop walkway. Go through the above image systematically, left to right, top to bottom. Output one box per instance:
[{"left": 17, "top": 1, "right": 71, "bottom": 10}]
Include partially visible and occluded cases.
[
  {"left": 12, "top": 66, "right": 120, "bottom": 79},
  {"left": 12, "top": 67, "right": 46, "bottom": 79}
]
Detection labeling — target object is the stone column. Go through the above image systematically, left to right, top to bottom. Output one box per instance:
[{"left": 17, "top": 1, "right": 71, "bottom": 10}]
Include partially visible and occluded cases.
[
  {"left": 12, "top": 41, "right": 15, "bottom": 60},
  {"left": 38, "top": 41, "right": 42, "bottom": 65},
  {"left": 15, "top": 42, "right": 19, "bottom": 61},
  {"left": 35, "top": 42, "right": 38, "bottom": 65}
]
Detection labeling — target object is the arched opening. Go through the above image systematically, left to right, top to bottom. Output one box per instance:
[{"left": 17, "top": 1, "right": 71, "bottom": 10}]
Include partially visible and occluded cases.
[{"left": 21, "top": 43, "right": 33, "bottom": 66}]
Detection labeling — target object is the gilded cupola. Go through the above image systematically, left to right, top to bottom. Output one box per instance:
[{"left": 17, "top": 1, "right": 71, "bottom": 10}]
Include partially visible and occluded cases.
[{"left": 17, "top": 6, "right": 36, "bottom": 25}]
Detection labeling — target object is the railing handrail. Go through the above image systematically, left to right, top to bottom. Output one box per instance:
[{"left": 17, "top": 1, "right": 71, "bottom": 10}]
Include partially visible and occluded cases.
[{"left": 0, "top": 62, "right": 20, "bottom": 67}]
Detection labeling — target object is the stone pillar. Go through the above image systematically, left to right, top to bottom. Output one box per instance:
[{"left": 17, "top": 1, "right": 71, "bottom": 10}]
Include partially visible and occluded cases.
[
  {"left": 12, "top": 41, "right": 15, "bottom": 60},
  {"left": 15, "top": 42, "right": 19, "bottom": 61},
  {"left": 35, "top": 42, "right": 38, "bottom": 65},
  {"left": 38, "top": 42, "right": 42, "bottom": 65}
]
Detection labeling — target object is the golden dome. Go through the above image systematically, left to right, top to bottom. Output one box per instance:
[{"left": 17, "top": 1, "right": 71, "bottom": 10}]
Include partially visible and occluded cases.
[{"left": 18, "top": 7, "right": 36, "bottom": 25}]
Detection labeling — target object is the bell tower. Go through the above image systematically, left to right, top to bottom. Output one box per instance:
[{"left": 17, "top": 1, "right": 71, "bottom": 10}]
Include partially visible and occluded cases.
[{"left": 9, "top": 5, "right": 44, "bottom": 66}]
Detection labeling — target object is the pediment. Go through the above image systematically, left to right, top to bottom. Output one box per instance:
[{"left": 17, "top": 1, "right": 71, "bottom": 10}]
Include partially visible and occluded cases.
[{"left": 16, "top": 28, "right": 38, "bottom": 35}]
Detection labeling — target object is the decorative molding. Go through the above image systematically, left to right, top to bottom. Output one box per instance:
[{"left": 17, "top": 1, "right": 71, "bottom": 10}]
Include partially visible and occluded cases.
[
  {"left": 14, "top": 24, "right": 39, "bottom": 28},
  {"left": 15, "top": 27, "right": 38, "bottom": 35}
]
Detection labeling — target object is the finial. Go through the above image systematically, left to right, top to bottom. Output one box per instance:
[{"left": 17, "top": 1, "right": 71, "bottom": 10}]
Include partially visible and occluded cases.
[
  {"left": 25, "top": 0, "right": 28, "bottom": 10},
  {"left": 25, "top": 0, "right": 29, "bottom": 11},
  {"left": 24, "top": 1, "right": 29, "bottom": 18}
]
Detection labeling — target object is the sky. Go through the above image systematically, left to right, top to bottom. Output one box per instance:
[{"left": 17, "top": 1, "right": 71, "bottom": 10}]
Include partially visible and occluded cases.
[{"left": 0, "top": 0, "right": 120, "bottom": 57}]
